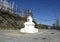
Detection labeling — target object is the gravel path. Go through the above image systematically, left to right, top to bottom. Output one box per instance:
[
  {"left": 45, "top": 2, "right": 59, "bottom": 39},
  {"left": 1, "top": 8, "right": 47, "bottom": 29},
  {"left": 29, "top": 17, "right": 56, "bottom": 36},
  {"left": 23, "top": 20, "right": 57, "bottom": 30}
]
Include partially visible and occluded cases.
[{"left": 0, "top": 30, "right": 60, "bottom": 42}]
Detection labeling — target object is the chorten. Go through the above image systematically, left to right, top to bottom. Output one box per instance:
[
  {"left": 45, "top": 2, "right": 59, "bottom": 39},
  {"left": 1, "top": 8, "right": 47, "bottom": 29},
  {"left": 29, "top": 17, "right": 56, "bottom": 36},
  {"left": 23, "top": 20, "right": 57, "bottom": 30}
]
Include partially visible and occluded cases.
[{"left": 20, "top": 10, "right": 38, "bottom": 33}]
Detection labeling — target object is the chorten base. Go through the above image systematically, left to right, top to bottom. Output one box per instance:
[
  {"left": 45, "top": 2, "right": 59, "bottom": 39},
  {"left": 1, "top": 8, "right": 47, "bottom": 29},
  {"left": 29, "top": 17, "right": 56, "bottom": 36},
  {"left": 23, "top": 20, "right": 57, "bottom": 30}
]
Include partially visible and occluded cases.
[{"left": 20, "top": 28, "right": 38, "bottom": 33}]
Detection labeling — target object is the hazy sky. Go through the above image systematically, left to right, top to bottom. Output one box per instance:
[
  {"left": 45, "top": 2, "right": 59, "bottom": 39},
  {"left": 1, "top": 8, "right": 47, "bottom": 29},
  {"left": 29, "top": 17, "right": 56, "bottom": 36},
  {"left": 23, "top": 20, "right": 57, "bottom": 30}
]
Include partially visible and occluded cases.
[{"left": 8, "top": 0, "right": 60, "bottom": 26}]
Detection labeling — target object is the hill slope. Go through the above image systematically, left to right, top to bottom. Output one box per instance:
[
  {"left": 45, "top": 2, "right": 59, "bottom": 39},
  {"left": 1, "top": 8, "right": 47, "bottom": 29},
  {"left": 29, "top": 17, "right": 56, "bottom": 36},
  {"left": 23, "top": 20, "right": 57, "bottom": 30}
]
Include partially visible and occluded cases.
[{"left": 0, "top": 10, "right": 27, "bottom": 30}]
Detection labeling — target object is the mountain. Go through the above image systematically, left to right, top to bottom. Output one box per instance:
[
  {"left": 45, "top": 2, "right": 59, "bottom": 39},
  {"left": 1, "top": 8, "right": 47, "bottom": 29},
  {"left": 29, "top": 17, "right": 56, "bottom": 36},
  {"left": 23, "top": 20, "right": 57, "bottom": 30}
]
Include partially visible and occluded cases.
[{"left": 0, "top": 9, "right": 27, "bottom": 30}]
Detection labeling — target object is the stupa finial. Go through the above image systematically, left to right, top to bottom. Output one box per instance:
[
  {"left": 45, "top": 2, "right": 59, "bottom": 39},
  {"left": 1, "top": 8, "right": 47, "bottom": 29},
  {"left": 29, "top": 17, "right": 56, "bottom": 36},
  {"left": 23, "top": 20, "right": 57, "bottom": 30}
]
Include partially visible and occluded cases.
[{"left": 28, "top": 10, "right": 32, "bottom": 16}]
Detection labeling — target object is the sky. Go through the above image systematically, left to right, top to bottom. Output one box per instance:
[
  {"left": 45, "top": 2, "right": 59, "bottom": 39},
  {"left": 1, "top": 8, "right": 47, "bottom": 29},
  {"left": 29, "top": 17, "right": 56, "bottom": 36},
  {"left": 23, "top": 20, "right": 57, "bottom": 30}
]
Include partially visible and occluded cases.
[{"left": 8, "top": 0, "right": 60, "bottom": 26}]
